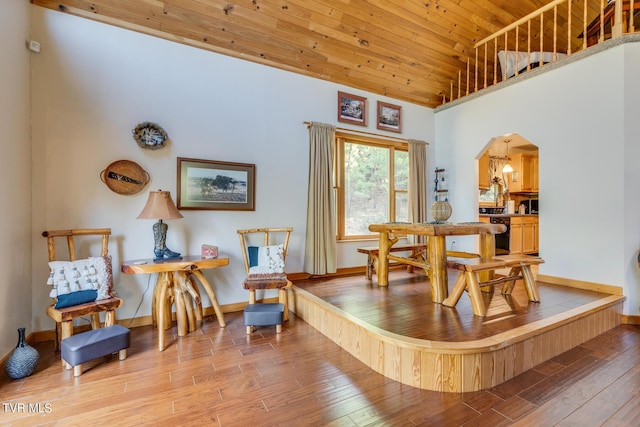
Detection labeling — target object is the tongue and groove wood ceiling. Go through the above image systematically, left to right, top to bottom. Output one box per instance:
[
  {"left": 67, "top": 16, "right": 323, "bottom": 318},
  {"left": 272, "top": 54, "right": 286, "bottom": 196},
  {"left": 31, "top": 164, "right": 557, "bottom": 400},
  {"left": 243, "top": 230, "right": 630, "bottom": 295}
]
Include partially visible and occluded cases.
[{"left": 32, "top": 1, "right": 591, "bottom": 108}]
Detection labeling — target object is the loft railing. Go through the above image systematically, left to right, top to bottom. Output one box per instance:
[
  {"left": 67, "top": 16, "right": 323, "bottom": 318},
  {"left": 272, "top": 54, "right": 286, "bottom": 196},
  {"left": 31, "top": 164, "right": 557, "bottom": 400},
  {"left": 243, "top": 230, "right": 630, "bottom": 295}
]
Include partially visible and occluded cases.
[{"left": 443, "top": 0, "right": 638, "bottom": 104}]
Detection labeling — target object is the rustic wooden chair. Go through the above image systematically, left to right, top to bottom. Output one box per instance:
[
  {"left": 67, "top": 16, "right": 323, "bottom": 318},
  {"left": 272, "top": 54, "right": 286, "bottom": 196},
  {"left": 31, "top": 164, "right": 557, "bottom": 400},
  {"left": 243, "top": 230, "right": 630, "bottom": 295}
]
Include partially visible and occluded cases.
[
  {"left": 42, "top": 228, "right": 123, "bottom": 354},
  {"left": 237, "top": 228, "right": 292, "bottom": 322}
]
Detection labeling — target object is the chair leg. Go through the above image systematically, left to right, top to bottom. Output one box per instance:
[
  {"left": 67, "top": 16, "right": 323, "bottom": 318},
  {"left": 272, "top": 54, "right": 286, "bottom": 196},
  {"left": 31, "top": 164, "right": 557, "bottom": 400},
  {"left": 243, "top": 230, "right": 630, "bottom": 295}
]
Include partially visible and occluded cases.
[
  {"left": 279, "top": 288, "right": 289, "bottom": 322},
  {"left": 249, "top": 290, "right": 256, "bottom": 304},
  {"left": 104, "top": 310, "right": 117, "bottom": 327},
  {"left": 90, "top": 313, "right": 101, "bottom": 330},
  {"left": 60, "top": 321, "right": 73, "bottom": 367},
  {"left": 54, "top": 322, "right": 61, "bottom": 352}
]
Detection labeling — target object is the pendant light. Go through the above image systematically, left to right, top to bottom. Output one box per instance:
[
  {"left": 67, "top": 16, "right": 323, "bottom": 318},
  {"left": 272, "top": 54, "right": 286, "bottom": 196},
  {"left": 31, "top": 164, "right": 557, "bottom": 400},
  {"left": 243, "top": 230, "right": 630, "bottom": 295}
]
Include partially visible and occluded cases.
[{"left": 502, "top": 139, "right": 513, "bottom": 173}]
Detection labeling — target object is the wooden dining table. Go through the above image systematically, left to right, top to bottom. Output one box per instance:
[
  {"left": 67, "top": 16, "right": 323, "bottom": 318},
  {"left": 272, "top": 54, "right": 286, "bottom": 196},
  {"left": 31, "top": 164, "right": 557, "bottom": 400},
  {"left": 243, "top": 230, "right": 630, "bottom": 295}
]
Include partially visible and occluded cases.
[
  {"left": 368, "top": 222, "right": 507, "bottom": 303},
  {"left": 121, "top": 255, "right": 228, "bottom": 351}
]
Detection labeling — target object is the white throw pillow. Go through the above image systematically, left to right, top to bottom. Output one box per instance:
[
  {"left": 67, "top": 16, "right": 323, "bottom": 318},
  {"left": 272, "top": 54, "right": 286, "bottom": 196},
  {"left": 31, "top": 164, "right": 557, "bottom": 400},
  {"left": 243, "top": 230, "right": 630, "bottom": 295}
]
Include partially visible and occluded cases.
[
  {"left": 248, "top": 244, "right": 285, "bottom": 274},
  {"left": 47, "top": 256, "right": 113, "bottom": 301}
]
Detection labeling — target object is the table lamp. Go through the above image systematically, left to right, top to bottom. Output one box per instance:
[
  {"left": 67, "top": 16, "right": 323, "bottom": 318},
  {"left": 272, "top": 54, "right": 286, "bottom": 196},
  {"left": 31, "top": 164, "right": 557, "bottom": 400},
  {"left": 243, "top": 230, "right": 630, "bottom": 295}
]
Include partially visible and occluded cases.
[{"left": 137, "top": 190, "right": 183, "bottom": 260}]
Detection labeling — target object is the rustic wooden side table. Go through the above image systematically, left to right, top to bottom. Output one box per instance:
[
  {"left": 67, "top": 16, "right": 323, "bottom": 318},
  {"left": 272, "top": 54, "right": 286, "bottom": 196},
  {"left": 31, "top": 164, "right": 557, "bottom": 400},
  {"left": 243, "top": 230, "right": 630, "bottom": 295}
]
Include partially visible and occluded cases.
[{"left": 121, "top": 255, "right": 228, "bottom": 351}]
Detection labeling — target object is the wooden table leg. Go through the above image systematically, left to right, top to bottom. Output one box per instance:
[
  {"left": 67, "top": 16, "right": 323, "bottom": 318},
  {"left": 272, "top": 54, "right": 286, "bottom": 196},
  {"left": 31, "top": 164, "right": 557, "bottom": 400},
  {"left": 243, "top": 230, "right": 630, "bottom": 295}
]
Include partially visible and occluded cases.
[
  {"left": 377, "top": 232, "right": 391, "bottom": 286},
  {"left": 479, "top": 234, "right": 496, "bottom": 284},
  {"left": 428, "top": 235, "right": 448, "bottom": 303},
  {"left": 190, "top": 270, "right": 226, "bottom": 328},
  {"left": 173, "top": 271, "right": 189, "bottom": 337},
  {"left": 153, "top": 272, "right": 173, "bottom": 330},
  {"left": 174, "top": 272, "right": 201, "bottom": 333},
  {"left": 156, "top": 273, "right": 171, "bottom": 351},
  {"left": 186, "top": 274, "right": 203, "bottom": 324}
]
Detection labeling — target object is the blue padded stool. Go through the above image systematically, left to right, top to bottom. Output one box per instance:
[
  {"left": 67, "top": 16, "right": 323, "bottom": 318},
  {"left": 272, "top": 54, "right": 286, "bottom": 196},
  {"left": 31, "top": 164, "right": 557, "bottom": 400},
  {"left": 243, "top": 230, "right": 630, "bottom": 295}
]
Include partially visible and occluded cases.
[
  {"left": 244, "top": 303, "right": 284, "bottom": 334},
  {"left": 61, "top": 324, "right": 130, "bottom": 377}
]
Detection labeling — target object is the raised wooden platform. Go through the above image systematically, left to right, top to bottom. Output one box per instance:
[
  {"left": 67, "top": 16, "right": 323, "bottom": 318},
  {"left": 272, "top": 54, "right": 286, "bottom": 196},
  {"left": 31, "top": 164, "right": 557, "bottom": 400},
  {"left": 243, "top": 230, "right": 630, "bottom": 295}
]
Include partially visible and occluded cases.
[{"left": 290, "top": 270, "right": 624, "bottom": 392}]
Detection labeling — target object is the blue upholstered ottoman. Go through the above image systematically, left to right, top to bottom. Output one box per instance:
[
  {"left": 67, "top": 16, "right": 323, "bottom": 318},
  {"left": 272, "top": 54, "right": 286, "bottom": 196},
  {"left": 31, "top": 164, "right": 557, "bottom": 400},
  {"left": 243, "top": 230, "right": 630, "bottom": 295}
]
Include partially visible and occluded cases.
[
  {"left": 244, "top": 303, "right": 284, "bottom": 334},
  {"left": 61, "top": 324, "right": 130, "bottom": 377}
]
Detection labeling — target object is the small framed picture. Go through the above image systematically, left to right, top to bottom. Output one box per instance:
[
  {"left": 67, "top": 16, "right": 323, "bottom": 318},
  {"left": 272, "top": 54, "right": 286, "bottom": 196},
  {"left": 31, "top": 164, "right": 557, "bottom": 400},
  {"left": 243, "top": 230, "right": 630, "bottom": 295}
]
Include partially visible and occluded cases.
[
  {"left": 338, "top": 91, "right": 367, "bottom": 126},
  {"left": 376, "top": 101, "right": 402, "bottom": 133},
  {"left": 177, "top": 157, "right": 255, "bottom": 211}
]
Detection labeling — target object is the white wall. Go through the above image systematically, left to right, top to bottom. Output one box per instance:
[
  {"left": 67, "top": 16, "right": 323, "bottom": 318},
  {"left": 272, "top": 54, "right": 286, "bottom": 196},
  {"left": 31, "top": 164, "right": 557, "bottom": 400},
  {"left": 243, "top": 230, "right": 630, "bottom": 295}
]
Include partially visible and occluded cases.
[
  {"left": 0, "top": 1, "right": 32, "bottom": 356},
  {"left": 28, "top": 7, "right": 434, "bottom": 331},
  {"left": 436, "top": 42, "right": 640, "bottom": 314},
  {"left": 623, "top": 44, "right": 640, "bottom": 314}
]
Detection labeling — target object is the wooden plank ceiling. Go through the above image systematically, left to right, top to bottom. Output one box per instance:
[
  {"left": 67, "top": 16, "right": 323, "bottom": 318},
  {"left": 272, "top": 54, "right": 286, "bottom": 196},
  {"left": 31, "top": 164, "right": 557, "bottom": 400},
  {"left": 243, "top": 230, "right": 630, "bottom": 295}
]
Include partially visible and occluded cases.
[{"left": 32, "top": 0, "right": 596, "bottom": 108}]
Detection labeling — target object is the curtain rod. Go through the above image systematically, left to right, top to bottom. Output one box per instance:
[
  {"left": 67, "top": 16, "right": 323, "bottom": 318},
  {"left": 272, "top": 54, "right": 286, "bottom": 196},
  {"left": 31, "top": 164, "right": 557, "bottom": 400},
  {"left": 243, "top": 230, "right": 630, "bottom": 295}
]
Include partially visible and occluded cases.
[{"left": 303, "top": 121, "right": 428, "bottom": 145}]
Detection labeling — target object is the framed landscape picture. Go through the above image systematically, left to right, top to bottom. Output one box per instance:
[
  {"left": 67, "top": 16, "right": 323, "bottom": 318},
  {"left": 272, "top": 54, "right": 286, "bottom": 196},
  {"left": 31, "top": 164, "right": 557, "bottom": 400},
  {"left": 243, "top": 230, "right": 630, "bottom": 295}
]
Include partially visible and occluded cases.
[
  {"left": 338, "top": 91, "right": 367, "bottom": 126},
  {"left": 377, "top": 101, "right": 402, "bottom": 133},
  {"left": 177, "top": 157, "right": 255, "bottom": 211}
]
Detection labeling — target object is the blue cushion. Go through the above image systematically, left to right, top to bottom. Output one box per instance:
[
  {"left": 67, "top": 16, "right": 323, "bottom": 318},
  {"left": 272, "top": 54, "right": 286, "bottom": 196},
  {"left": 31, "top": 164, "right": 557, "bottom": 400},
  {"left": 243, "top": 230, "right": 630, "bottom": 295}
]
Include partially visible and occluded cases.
[
  {"left": 248, "top": 246, "right": 259, "bottom": 267},
  {"left": 55, "top": 289, "right": 98, "bottom": 309}
]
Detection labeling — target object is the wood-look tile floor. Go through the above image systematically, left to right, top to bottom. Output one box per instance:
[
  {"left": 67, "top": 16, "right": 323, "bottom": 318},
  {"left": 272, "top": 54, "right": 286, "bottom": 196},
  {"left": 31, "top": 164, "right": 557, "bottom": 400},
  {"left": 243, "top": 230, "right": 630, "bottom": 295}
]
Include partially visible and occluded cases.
[{"left": 2, "top": 274, "right": 639, "bottom": 426}]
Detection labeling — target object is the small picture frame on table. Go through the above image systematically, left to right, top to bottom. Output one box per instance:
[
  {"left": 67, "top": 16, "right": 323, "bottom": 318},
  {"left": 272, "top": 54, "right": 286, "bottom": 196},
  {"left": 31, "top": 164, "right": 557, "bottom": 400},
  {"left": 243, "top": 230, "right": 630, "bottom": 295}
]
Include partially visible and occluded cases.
[
  {"left": 338, "top": 91, "right": 367, "bottom": 126},
  {"left": 376, "top": 101, "right": 402, "bottom": 133}
]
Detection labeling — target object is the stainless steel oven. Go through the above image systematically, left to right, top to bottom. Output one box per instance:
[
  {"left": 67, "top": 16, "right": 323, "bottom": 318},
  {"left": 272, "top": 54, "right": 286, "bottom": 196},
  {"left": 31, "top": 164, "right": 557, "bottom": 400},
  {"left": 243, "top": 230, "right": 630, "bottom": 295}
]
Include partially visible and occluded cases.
[{"left": 490, "top": 216, "right": 510, "bottom": 255}]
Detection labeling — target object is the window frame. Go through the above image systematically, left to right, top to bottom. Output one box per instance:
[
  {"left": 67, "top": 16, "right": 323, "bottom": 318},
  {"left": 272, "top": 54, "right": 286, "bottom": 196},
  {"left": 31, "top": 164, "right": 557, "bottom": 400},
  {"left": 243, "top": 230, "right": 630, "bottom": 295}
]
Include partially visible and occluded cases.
[{"left": 335, "top": 132, "right": 409, "bottom": 241}]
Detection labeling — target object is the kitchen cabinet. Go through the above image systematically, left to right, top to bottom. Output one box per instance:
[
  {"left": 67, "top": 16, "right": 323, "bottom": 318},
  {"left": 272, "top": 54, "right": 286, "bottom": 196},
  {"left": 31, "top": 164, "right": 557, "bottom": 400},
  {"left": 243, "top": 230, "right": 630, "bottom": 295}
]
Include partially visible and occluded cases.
[
  {"left": 479, "top": 152, "right": 490, "bottom": 190},
  {"left": 507, "top": 153, "right": 538, "bottom": 193},
  {"left": 532, "top": 156, "right": 539, "bottom": 191},
  {"left": 509, "top": 216, "right": 538, "bottom": 254},
  {"left": 522, "top": 218, "right": 536, "bottom": 253},
  {"left": 510, "top": 219, "right": 523, "bottom": 254}
]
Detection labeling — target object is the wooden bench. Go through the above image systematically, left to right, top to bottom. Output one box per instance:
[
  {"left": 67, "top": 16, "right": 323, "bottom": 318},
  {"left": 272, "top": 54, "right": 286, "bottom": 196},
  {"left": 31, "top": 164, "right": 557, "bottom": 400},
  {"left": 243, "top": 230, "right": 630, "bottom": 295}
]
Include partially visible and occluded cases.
[
  {"left": 357, "top": 243, "right": 428, "bottom": 280},
  {"left": 357, "top": 244, "right": 480, "bottom": 280},
  {"left": 442, "top": 254, "right": 544, "bottom": 316}
]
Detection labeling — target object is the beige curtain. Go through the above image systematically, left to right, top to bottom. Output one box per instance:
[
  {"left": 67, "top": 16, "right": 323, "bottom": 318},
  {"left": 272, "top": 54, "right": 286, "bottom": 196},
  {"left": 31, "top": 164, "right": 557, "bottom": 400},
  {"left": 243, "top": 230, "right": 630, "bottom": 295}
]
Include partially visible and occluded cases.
[
  {"left": 304, "top": 122, "right": 337, "bottom": 274},
  {"left": 408, "top": 139, "right": 428, "bottom": 242}
]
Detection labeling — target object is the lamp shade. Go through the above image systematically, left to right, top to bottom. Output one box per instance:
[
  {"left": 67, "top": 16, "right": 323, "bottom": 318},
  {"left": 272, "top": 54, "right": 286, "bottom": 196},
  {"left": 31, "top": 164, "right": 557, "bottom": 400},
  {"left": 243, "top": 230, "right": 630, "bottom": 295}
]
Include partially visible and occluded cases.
[{"left": 137, "top": 190, "right": 183, "bottom": 220}]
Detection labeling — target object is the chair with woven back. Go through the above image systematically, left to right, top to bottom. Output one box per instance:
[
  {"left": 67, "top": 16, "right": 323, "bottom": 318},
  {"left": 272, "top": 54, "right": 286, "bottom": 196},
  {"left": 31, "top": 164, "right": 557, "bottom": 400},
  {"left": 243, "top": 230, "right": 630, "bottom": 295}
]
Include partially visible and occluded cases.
[
  {"left": 237, "top": 227, "right": 293, "bottom": 322},
  {"left": 42, "top": 228, "right": 123, "bottom": 355}
]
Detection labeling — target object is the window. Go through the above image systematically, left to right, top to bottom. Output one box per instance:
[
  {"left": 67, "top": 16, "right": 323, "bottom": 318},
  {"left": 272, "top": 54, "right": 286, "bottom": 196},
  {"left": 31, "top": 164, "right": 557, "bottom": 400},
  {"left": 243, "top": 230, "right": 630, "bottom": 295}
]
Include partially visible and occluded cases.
[{"left": 336, "top": 133, "right": 409, "bottom": 240}]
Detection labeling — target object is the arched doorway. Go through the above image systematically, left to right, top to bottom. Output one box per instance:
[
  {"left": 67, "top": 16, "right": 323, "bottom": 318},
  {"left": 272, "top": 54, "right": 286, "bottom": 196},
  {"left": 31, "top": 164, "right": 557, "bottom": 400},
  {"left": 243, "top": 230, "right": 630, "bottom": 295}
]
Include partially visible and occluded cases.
[{"left": 477, "top": 133, "right": 539, "bottom": 256}]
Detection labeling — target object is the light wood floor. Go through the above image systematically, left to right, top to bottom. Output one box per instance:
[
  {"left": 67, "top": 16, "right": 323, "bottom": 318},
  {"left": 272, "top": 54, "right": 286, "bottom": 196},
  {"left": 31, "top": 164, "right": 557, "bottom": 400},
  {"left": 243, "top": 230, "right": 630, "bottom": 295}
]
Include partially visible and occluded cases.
[
  {"left": 293, "top": 269, "right": 616, "bottom": 341},
  {"left": 2, "top": 272, "right": 639, "bottom": 426}
]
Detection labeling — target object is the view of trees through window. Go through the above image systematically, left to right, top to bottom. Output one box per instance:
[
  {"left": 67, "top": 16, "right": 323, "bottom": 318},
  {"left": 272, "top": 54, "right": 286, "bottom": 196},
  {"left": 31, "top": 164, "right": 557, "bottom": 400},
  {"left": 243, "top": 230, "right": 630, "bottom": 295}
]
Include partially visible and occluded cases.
[{"left": 339, "top": 137, "right": 409, "bottom": 239}]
